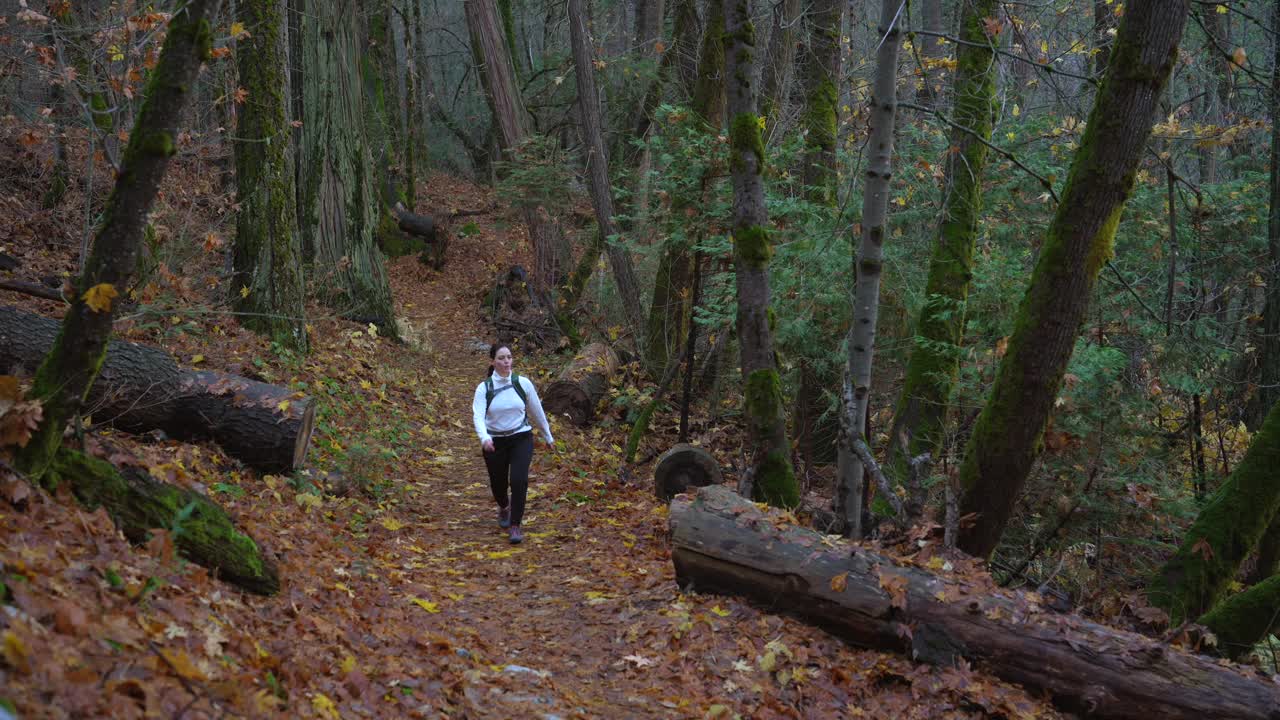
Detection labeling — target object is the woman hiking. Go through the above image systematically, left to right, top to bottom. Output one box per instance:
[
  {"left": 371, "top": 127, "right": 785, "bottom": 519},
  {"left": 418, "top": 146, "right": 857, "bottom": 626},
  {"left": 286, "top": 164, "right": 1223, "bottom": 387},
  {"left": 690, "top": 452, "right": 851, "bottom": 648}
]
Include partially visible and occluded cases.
[{"left": 472, "top": 343, "right": 554, "bottom": 543}]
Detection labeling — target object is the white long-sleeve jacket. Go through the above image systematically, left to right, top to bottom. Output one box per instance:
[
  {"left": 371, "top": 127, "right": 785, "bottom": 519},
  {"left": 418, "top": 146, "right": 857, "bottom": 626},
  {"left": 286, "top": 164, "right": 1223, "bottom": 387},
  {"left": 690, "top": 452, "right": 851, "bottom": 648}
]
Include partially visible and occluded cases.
[{"left": 472, "top": 373, "right": 554, "bottom": 446}]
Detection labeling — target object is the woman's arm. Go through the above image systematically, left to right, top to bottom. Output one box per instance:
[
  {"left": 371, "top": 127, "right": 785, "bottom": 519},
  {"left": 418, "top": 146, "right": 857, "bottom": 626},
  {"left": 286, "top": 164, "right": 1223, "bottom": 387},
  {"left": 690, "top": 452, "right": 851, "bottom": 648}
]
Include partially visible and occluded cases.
[
  {"left": 521, "top": 377, "right": 554, "bottom": 445},
  {"left": 472, "top": 382, "right": 492, "bottom": 445}
]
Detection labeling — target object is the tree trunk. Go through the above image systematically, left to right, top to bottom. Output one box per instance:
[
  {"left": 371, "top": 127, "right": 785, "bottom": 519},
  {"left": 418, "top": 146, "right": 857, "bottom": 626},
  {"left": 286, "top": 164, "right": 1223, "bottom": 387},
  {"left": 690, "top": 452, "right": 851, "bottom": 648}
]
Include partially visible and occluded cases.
[
  {"left": 15, "top": 0, "right": 222, "bottom": 481},
  {"left": 232, "top": 0, "right": 308, "bottom": 351},
  {"left": 295, "top": 0, "right": 397, "bottom": 329},
  {"left": 466, "top": 0, "right": 568, "bottom": 298},
  {"left": 567, "top": 0, "right": 647, "bottom": 353},
  {"left": 635, "top": 0, "right": 665, "bottom": 56},
  {"left": 671, "top": 0, "right": 701, "bottom": 101},
  {"left": 692, "top": 0, "right": 726, "bottom": 129},
  {"left": 724, "top": 0, "right": 799, "bottom": 508},
  {"left": 759, "top": 0, "right": 800, "bottom": 129},
  {"left": 797, "top": 0, "right": 843, "bottom": 206},
  {"left": 836, "top": 0, "right": 902, "bottom": 537},
  {"left": 888, "top": 0, "right": 998, "bottom": 515},
  {"left": 915, "top": 0, "right": 945, "bottom": 104},
  {"left": 956, "top": 0, "right": 1190, "bottom": 558},
  {"left": 1092, "top": 0, "right": 1116, "bottom": 77},
  {"left": 1257, "top": 4, "right": 1280, "bottom": 428},
  {"left": 1198, "top": 6, "right": 1232, "bottom": 185},
  {"left": 1, "top": 306, "right": 316, "bottom": 474},
  {"left": 543, "top": 342, "right": 620, "bottom": 426},
  {"left": 1149, "top": 399, "right": 1280, "bottom": 624},
  {"left": 47, "top": 449, "right": 279, "bottom": 595},
  {"left": 669, "top": 485, "right": 1280, "bottom": 720},
  {"left": 1247, "top": 515, "right": 1280, "bottom": 586},
  {"left": 1198, "top": 572, "right": 1280, "bottom": 660}
]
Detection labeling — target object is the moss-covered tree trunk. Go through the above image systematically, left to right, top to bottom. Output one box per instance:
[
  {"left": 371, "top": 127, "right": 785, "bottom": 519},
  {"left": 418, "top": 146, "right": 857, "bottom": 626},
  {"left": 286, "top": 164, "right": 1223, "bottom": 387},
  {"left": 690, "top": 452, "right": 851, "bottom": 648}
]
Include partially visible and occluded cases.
[
  {"left": 17, "top": 0, "right": 221, "bottom": 480},
  {"left": 231, "top": 0, "right": 307, "bottom": 351},
  {"left": 295, "top": 0, "right": 396, "bottom": 328},
  {"left": 364, "top": 0, "right": 416, "bottom": 255},
  {"left": 567, "top": 0, "right": 647, "bottom": 356},
  {"left": 644, "top": 0, "right": 724, "bottom": 377},
  {"left": 671, "top": 0, "right": 701, "bottom": 101},
  {"left": 724, "top": 0, "right": 798, "bottom": 508},
  {"left": 797, "top": 0, "right": 842, "bottom": 206},
  {"left": 835, "top": 0, "right": 902, "bottom": 537},
  {"left": 887, "top": 0, "right": 997, "bottom": 505},
  {"left": 916, "top": 0, "right": 945, "bottom": 104},
  {"left": 955, "top": 0, "right": 1189, "bottom": 558},
  {"left": 1149, "top": 399, "right": 1280, "bottom": 623},
  {"left": 47, "top": 449, "right": 279, "bottom": 595},
  {"left": 1198, "top": 572, "right": 1280, "bottom": 659}
]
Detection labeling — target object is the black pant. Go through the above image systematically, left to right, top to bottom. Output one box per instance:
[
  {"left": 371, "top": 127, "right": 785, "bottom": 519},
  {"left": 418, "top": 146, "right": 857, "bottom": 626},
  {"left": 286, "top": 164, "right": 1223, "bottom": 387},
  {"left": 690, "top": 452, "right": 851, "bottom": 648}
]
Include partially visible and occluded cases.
[{"left": 483, "top": 431, "right": 533, "bottom": 526}]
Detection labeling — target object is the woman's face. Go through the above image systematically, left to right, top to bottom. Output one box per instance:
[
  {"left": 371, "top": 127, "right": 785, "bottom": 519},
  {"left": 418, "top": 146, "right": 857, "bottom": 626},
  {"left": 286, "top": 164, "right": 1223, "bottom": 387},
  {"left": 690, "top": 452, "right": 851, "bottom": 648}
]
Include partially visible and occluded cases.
[{"left": 492, "top": 347, "right": 514, "bottom": 376}]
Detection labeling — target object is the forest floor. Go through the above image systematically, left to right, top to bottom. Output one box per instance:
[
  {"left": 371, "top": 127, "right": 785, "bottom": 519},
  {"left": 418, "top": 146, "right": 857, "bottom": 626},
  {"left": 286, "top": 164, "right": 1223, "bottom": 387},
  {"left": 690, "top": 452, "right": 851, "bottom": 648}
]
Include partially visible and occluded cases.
[{"left": 0, "top": 120, "right": 1060, "bottom": 718}]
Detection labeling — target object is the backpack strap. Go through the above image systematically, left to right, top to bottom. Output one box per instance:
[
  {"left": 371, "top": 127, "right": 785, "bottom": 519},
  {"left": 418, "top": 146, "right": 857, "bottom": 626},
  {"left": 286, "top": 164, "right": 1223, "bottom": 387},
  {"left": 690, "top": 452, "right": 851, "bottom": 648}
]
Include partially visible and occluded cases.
[{"left": 484, "top": 374, "right": 528, "bottom": 424}]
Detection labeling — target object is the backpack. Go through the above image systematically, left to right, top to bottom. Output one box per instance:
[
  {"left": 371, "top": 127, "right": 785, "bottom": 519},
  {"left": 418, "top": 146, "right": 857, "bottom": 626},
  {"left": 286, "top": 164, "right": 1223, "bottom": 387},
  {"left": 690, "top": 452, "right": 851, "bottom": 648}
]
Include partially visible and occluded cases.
[{"left": 485, "top": 373, "right": 528, "bottom": 421}]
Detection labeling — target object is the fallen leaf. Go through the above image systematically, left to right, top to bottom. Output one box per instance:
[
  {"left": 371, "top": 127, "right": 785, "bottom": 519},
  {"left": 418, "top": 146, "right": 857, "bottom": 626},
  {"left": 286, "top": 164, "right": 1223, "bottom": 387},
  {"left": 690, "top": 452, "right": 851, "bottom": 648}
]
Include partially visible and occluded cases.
[
  {"left": 82, "top": 283, "right": 118, "bottom": 313},
  {"left": 829, "top": 572, "right": 849, "bottom": 593},
  {"left": 411, "top": 598, "right": 440, "bottom": 613}
]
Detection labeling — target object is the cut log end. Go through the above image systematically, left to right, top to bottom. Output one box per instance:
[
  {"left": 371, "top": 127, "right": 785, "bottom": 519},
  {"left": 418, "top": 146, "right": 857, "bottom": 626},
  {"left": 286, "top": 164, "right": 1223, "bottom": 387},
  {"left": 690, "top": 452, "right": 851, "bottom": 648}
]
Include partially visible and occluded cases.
[
  {"left": 543, "top": 380, "right": 592, "bottom": 426},
  {"left": 654, "top": 443, "right": 722, "bottom": 500}
]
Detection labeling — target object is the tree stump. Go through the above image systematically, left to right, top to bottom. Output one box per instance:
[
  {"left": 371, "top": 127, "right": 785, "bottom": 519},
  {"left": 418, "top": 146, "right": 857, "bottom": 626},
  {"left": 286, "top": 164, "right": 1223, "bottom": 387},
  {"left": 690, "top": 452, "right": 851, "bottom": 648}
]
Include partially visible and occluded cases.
[
  {"left": 543, "top": 342, "right": 618, "bottom": 426},
  {"left": 654, "top": 443, "right": 721, "bottom": 500}
]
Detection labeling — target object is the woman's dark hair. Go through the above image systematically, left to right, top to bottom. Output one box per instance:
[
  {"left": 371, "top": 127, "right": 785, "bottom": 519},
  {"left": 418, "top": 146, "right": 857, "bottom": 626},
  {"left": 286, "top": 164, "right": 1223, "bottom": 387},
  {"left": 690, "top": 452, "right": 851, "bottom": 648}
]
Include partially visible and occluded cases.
[{"left": 487, "top": 343, "right": 511, "bottom": 377}]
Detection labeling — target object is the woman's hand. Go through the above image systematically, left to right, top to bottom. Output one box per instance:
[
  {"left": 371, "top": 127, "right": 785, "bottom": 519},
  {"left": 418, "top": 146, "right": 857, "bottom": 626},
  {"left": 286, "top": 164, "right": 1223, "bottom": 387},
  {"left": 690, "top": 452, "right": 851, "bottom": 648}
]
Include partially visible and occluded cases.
[{"left": 482, "top": 439, "right": 495, "bottom": 453}]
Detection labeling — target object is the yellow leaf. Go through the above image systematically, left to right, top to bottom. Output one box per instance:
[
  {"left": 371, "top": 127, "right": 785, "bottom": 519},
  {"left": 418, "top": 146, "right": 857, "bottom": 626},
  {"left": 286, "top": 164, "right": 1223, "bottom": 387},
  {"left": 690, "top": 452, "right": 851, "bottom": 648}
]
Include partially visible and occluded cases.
[
  {"left": 1216, "top": 3, "right": 1228, "bottom": 13},
  {"left": 229, "top": 21, "right": 250, "bottom": 40},
  {"left": 1039, "top": 40, "right": 1048, "bottom": 55},
  {"left": 82, "top": 283, "right": 118, "bottom": 313},
  {"left": 240, "top": 285, "right": 250, "bottom": 298},
  {"left": 191, "top": 354, "right": 204, "bottom": 364},
  {"left": 360, "top": 379, "right": 372, "bottom": 390},
  {"left": 277, "top": 400, "right": 290, "bottom": 412},
  {"left": 295, "top": 492, "right": 322, "bottom": 510},
  {"left": 380, "top": 517, "right": 404, "bottom": 531},
  {"left": 486, "top": 550, "right": 516, "bottom": 559},
  {"left": 829, "top": 572, "right": 849, "bottom": 593},
  {"left": 334, "top": 582, "right": 354, "bottom": 598},
  {"left": 584, "top": 591, "right": 610, "bottom": 600},
  {"left": 446, "top": 592, "right": 465, "bottom": 601},
  {"left": 411, "top": 598, "right": 441, "bottom": 613},
  {"left": 709, "top": 605, "right": 730, "bottom": 617},
  {"left": 2, "top": 630, "right": 31, "bottom": 674},
  {"left": 160, "top": 648, "right": 207, "bottom": 680},
  {"left": 758, "top": 650, "right": 777, "bottom": 673},
  {"left": 339, "top": 655, "right": 356, "bottom": 673},
  {"left": 312, "top": 693, "right": 340, "bottom": 720}
]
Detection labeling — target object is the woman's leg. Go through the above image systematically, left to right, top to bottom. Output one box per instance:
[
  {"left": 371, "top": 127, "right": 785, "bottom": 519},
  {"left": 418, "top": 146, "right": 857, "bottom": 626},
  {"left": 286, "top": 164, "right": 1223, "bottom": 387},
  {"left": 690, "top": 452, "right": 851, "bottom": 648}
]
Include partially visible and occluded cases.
[
  {"left": 506, "top": 432, "right": 534, "bottom": 526},
  {"left": 483, "top": 439, "right": 513, "bottom": 509}
]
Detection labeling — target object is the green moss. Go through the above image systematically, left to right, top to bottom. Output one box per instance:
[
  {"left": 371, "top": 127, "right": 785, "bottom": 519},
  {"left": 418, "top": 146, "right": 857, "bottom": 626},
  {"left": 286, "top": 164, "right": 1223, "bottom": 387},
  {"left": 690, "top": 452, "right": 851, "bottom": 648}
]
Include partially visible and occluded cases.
[
  {"left": 195, "top": 18, "right": 213, "bottom": 61},
  {"left": 729, "top": 112, "right": 765, "bottom": 174},
  {"left": 733, "top": 224, "right": 772, "bottom": 269},
  {"left": 745, "top": 369, "right": 783, "bottom": 434},
  {"left": 1150, "top": 399, "right": 1280, "bottom": 622},
  {"left": 755, "top": 450, "right": 799, "bottom": 508},
  {"left": 1198, "top": 574, "right": 1280, "bottom": 659}
]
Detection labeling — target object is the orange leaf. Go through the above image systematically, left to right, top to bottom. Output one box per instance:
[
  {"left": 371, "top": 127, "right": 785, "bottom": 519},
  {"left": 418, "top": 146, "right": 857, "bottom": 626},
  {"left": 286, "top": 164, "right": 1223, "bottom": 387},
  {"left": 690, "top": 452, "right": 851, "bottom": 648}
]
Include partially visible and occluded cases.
[
  {"left": 82, "top": 283, "right": 118, "bottom": 313},
  {"left": 829, "top": 572, "right": 849, "bottom": 593}
]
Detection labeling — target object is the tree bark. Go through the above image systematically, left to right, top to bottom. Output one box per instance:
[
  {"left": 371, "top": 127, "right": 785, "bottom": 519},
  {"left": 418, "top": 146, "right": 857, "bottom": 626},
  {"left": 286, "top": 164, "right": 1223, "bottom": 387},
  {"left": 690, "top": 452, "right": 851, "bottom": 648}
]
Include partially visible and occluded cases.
[
  {"left": 16, "top": 0, "right": 222, "bottom": 481},
  {"left": 232, "top": 0, "right": 308, "bottom": 351},
  {"left": 295, "top": 0, "right": 397, "bottom": 329},
  {"left": 466, "top": 0, "right": 568, "bottom": 298},
  {"left": 567, "top": 0, "right": 647, "bottom": 353},
  {"left": 635, "top": 0, "right": 665, "bottom": 56},
  {"left": 724, "top": 0, "right": 799, "bottom": 508},
  {"left": 759, "top": 0, "right": 800, "bottom": 129},
  {"left": 797, "top": 0, "right": 843, "bottom": 206},
  {"left": 836, "top": 0, "right": 902, "bottom": 537},
  {"left": 888, "top": 0, "right": 998, "bottom": 515},
  {"left": 915, "top": 0, "right": 945, "bottom": 104},
  {"left": 956, "top": 0, "right": 1190, "bottom": 558},
  {"left": 1257, "top": 3, "right": 1280, "bottom": 427},
  {"left": 1, "top": 306, "right": 315, "bottom": 474},
  {"left": 543, "top": 342, "right": 620, "bottom": 426},
  {"left": 1150, "top": 399, "right": 1280, "bottom": 624},
  {"left": 47, "top": 449, "right": 279, "bottom": 595},
  {"left": 669, "top": 485, "right": 1280, "bottom": 720}
]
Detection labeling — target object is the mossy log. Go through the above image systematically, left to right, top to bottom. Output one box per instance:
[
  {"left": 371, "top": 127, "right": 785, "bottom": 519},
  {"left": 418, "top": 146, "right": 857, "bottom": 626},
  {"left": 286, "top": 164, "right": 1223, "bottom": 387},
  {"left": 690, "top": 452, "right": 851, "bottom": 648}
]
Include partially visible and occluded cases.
[
  {"left": 0, "top": 306, "right": 315, "bottom": 473},
  {"left": 543, "top": 342, "right": 618, "bottom": 426},
  {"left": 654, "top": 444, "right": 721, "bottom": 500},
  {"left": 47, "top": 449, "right": 279, "bottom": 595},
  {"left": 670, "top": 485, "right": 1280, "bottom": 720}
]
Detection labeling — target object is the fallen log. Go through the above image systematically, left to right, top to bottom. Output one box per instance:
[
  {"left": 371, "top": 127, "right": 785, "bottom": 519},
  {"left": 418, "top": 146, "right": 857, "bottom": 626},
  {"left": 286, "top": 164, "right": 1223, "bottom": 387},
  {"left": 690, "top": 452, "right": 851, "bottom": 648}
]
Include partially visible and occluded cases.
[
  {"left": 0, "top": 306, "right": 315, "bottom": 473},
  {"left": 543, "top": 342, "right": 618, "bottom": 426},
  {"left": 654, "top": 443, "right": 721, "bottom": 500},
  {"left": 47, "top": 448, "right": 279, "bottom": 595},
  {"left": 669, "top": 485, "right": 1280, "bottom": 720}
]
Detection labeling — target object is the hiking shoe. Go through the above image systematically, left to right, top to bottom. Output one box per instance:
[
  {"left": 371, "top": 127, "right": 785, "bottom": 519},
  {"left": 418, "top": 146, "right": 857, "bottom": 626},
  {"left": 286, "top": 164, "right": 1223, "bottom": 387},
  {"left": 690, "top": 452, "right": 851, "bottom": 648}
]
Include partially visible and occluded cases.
[
  {"left": 497, "top": 505, "right": 511, "bottom": 528},
  {"left": 508, "top": 525, "right": 524, "bottom": 544}
]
